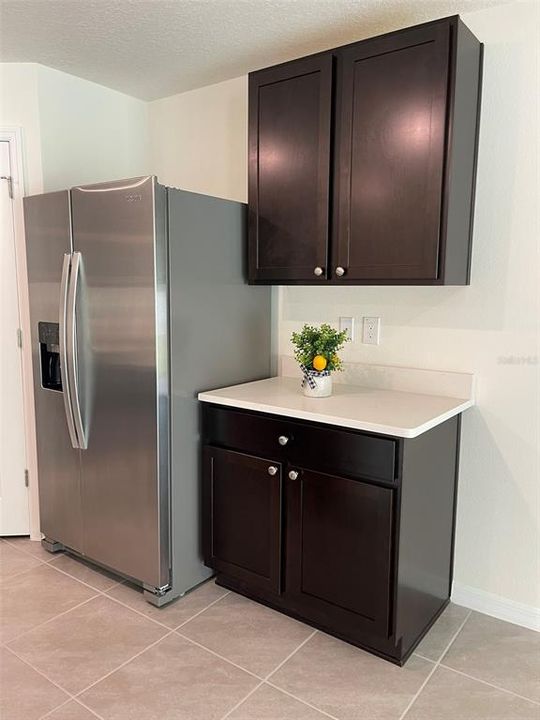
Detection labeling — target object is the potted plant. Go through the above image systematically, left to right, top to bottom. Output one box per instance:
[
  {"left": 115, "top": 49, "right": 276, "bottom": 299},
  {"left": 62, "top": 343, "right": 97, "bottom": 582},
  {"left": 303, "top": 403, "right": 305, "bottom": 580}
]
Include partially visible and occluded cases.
[{"left": 291, "top": 323, "right": 349, "bottom": 397}]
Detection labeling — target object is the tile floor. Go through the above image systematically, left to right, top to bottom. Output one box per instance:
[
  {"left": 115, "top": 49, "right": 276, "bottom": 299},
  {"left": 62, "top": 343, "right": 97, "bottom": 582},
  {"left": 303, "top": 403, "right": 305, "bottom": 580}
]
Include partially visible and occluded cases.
[{"left": 1, "top": 537, "right": 538, "bottom": 720}]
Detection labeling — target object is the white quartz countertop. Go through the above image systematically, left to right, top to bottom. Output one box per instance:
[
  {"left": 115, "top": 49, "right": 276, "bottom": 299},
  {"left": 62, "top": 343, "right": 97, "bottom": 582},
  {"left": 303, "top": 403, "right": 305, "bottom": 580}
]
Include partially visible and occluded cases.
[{"left": 198, "top": 376, "right": 474, "bottom": 439}]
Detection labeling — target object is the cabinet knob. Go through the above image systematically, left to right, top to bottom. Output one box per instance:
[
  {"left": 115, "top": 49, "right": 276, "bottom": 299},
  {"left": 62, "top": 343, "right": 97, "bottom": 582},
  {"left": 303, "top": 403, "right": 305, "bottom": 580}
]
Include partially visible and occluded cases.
[
  {"left": 313, "top": 266, "right": 324, "bottom": 277},
  {"left": 335, "top": 266, "right": 346, "bottom": 277},
  {"left": 278, "top": 435, "right": 289, "bottom": 446},
  {"left": 267, "top": 465, "right": 278, "bottom": 476},
  {"left": 288, "top": 470, "right": 299, "bottom": 481}
]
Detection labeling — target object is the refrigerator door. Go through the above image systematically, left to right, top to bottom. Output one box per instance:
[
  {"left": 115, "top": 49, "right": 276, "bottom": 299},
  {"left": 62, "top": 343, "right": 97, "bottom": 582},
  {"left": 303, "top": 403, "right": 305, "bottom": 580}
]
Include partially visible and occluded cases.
[
  {"left": 70, "top": 177, "right": 170, "bottom": 589},
  {"left": 24, "top": 191, "right": 83, "bottom": 551}
]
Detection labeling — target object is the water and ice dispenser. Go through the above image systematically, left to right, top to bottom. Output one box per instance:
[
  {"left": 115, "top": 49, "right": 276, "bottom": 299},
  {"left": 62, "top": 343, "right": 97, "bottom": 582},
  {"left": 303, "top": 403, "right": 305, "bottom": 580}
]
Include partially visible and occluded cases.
[{"left": 38, "top": 321, "right": 62, "bottom": 391}]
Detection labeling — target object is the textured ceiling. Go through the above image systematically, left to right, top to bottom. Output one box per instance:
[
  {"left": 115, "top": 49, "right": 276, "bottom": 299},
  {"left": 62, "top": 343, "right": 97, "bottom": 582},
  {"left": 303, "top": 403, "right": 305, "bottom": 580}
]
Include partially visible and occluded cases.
[{"left": 1, "top": 0, "right": 511, "bottom": 100}]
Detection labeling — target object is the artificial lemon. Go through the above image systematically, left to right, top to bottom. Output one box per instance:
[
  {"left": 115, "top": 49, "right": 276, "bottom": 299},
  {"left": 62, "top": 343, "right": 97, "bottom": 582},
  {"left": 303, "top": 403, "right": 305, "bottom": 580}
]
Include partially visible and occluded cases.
[{"left": 312, "top": 355, "right": 327, "bottom": 371}]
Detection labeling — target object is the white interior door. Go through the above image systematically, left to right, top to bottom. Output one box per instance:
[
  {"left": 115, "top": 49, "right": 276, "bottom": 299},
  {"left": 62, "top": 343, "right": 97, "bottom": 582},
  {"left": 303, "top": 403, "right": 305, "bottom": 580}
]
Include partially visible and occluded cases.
[{"left": 0, "top": 139, "right": 29, "bottom": 535}]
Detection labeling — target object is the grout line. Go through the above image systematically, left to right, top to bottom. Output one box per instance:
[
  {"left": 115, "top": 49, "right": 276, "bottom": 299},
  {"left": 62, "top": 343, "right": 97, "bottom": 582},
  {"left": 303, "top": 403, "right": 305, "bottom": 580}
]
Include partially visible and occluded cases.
[
  {"left": 2, "top": 536, "right": 44, "bottom": 555},
  {"left": 2, "top": 537, "right": 57, "bottom": 564},
  {"left": 3, "top": 539, "right": 121, "bottom": 592},
  {"left": 6, "top": 548, "right": 226, "bottom": 636},
  {"left": 1, "top": 551, "right": 117, "bottom": 597},
  {"left": 46, "top": 553, "right": 126, "bottom": 593},
  {"left": 45, "top": 557, "right": 124, "bottom": 595},
  {"left": 5, "top": 563, "right": 241, "bottom": 711},
  {"left": 0, "top": 564, "right": 45, "bottom": 584},
  {"left": 102, "top": 582, "right": 230, "bottom": 633},
  {"left": 43, "top": 583, "right": 315, "bottom": 720},
  {"left": 58, "top": 586, "right": 230, "bottom": 704},
  {"left": 69, "top": 588, "right": 255, "bottom": 714},
  {"left": 51, "top": 589, "right": 241, "bottom": 702},
  {"left": 173, "top": 589, "right": 231, "bottom": 630},
  {"left": 102, "top": 591, "right": 176, "bottom": 631},
  {"left": 4, "top": 593, "right": 101, "bottom": 646},
  {"left": 399, "top": 609, "right": 472, "bottom": 720},
  {"left": 435, "top": 609, "right": 473, "bottom": 662},
  {"left": 71, "top": 629, "right": 176, "bottom": 699},
  {"left": 219, "top": 629, "right": 319, "bottom": 720},
  {"left": 263, "top": 629, "right": 344, "bottom": 720},
  {"left": 265, "top": 629, "right": 318, "bottom": 681},
  {"left": 175, "top": 630, "right": 265, "bottom": 681},
  {"left": 5, "top": 644, "right": 75, "bottom": 699},
  {"left": 4, "top": 645, "right": 79, "bottom": 720},
  {"left": 414, "top": 651, "right": 438, "bottom": 662},
  {"left": 397, "top": 661, "right": 439, "bottom": 720},
  {"left": 437, "top": 663, "right": 540, "bottom": 706},
  {"left": 219, "top": 680, "right": 265, "bottom": 719},
  {"left": 264, "top": 681, "right": 342, "bottom": 720},
  {"left": 222, "top": 683, "right": 265, "bottom": 718},
  {"left": 71, "top": 696, "right": 108, "bottom": 720},
  {"left": 39, "top": 697, "right": 105, "bottom": 720},
  {"left": 38, "top": 698, "right": 73, "bottom": 720},
  {"left": 70, "top": 699, "right": 106, "bottom": 720}
]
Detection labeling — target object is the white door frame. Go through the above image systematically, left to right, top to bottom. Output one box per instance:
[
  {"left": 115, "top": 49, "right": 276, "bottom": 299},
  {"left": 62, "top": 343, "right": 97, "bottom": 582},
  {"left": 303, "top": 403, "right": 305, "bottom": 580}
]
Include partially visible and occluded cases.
[{"left": 1, "top": 127, "right": 40, "bottom": 539}]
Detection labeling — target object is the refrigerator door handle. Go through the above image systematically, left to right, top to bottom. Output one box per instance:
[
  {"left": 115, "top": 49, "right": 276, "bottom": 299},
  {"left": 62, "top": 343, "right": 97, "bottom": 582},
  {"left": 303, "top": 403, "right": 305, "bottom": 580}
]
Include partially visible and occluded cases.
[
  {"left": 66, "top": 251, "right": 87, "bottom": 450},
  {"left": 59, "top": 253, "right": 80, "bottom": 449}
]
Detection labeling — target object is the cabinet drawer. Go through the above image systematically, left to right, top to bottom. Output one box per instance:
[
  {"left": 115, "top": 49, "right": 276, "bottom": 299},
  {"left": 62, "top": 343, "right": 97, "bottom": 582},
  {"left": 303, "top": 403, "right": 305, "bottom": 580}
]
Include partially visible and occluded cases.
[
  {"left": 202, "top": 405, "right": 397, "bottom": 483},
  {"left": 287, "top": 421, "right": 397, "bottom": 483}
]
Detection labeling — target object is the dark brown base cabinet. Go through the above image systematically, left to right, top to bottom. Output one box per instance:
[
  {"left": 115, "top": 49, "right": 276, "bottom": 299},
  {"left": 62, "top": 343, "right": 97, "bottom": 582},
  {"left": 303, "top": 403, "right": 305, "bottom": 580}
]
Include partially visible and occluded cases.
[
  {"left": 248, "top": 16, "right": 483, "bottom": 285},
  {"left": 201, "top": 404, "right": 461, "bottom": 665}
]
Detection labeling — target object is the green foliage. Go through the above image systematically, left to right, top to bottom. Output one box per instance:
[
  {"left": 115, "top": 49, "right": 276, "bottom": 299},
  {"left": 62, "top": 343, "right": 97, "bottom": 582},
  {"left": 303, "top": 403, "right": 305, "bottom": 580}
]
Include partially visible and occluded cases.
[{"left": 291, "top": 323, "right": 349, "bottom": 373}]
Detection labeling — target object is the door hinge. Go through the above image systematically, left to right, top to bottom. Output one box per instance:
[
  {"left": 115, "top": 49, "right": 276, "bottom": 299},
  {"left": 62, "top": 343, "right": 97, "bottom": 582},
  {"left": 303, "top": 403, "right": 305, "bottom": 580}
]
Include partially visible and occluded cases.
[
  {"left": 0, "top": 175, "right": 13, "bottom": 199},
  {"left": 16, "top": 328, "right": 22, "bottom": 348},
  {"left": 24, "top": 469, "right": 29, "bottom": 487}
]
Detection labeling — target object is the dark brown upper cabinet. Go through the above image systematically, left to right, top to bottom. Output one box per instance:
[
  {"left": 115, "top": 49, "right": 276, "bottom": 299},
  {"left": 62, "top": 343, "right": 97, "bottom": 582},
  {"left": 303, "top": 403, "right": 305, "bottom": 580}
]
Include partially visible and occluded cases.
[
  {"left": 248, "top": 16, "right": 483, "bottom": 285},
  {"left": 248, "top": 53, "right": 333, "bottom": 281}
]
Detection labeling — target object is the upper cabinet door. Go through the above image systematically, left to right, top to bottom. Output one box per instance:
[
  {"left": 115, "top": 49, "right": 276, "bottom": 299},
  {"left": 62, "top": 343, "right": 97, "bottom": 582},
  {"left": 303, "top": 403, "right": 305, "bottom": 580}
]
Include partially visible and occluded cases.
[
  {"left": 246, "top": 17, "right": 482, "bottom": 285},
  {"left": 334, "top": 23, "right": 451, "bottom": 282},
  {"left": 248, "top": 54, "right": 333, "bottom": 282}
]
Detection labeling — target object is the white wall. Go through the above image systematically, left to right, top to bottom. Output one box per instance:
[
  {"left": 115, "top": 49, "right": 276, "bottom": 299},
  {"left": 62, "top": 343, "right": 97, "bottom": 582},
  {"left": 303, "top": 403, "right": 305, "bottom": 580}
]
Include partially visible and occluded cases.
[
  {"left": 148, "top": 1, "right": 539, "bottom": 621},
  {"left": 1, "top": 62, "right": 149, "bottom": 194},
  {"left": 0, "top": 64, "right": 44, "bottom": 195},
  {"left": 36, "top": 65, "right": 149, "bottom": 191},
  {"left": 149, "top": 76, "right": 247, "bottom": 201}
]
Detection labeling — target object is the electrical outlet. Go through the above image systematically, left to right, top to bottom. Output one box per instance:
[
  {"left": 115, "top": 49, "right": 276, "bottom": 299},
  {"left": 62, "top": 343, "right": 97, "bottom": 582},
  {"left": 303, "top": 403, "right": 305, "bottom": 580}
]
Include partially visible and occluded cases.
[
  {"left": 339, "top": 316, "right": 355, "bottom": 341},
  {"left": 362, "top": 317, "right": 380, "bottom": 345}
]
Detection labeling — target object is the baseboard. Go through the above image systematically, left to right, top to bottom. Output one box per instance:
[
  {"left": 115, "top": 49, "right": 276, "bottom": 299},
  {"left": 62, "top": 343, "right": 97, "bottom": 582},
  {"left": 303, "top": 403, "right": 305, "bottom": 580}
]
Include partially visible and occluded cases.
[{"left": 452, "top": 582, "right": 540, "bottom": 632}]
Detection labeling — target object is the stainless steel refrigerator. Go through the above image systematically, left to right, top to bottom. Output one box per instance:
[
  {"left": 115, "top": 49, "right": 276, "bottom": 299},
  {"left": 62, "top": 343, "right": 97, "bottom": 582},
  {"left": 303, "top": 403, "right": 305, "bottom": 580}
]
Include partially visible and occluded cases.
[{"left": 24, "top": 176, "right": 271, "bottom": 605}]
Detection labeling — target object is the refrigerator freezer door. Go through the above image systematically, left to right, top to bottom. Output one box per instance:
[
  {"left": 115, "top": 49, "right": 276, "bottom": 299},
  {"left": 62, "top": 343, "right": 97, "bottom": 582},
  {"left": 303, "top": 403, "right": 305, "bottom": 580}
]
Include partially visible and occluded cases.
[
  {"left": 70, "top": 177, "right": 170, "bottom": 589},
  {"left": 24, "top": 191, "right": 83, "bottom": 551}
]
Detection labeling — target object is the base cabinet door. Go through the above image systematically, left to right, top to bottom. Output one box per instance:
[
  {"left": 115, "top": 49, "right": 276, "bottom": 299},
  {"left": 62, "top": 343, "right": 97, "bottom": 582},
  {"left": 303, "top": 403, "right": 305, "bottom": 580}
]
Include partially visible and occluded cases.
[
  {"left": 203, "top": 446, "right": 283, "bottom": 594},
  {"left": 286, "top": 467, "right": 394, "bottom": 637}
]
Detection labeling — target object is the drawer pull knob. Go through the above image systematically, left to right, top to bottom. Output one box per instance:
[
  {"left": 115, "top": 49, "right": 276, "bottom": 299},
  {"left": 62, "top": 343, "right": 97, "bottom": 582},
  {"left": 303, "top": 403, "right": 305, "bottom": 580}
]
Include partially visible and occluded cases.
[
  {"left": 313, "top": 266, "right": 324, "bottom": 277},
  {"left": 335, "top": 266, "right": 346, "bottom": 277},
  {"left": 278, "top": 435, "right": 289, "bottom": 446},
  {"left": 267, "top": 465, "right": 278, "bottom": 476},
  {"left": 288, "top": 470, "right": 299, "bottom": 481}
]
